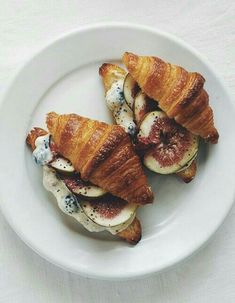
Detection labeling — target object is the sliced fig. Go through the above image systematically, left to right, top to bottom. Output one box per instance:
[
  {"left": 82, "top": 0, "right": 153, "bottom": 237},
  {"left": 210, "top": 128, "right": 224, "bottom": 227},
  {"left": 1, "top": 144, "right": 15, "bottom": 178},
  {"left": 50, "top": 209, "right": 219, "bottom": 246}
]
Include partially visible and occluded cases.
[
  {"left": 123, "top": 73, "right": 140, "bottom": 109},
  {"left": 134, "top": 91, "right": 160, "bottom": 125},
  {"left": 138, "top": 111, "right": 199, "bottom": 174},
  {"left": 176, "top": 151, "right": 198, "bottom": 172},
  {"left": 50, "top": 157, "right": 75, "bottom": 173},
  {"left": 43, "top": 166, "right": 135, "bottom": 234},
  {"left": 60, "top": 174, "right": 107, "bottom": 199},
  {"left": 80, "top": 196, "right": 137, "bottom": 227}
]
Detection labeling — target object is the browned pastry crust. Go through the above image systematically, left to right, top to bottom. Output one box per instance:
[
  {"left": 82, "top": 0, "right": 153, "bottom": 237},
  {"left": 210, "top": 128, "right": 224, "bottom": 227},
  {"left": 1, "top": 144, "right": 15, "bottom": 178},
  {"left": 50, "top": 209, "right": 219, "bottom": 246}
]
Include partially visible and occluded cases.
[
  {"left": 122, "top": 52, "right": 219, "bottom": 143},
  {"left": 99, "top": 63, "right": 126, "bottom": 92},
  {"left": 46, "top": 112, "right": 153, "bottom": 205},
  {"left": 26, "top": 127, "right": 48, "bottom": 150},
  {"left": 176, "top": 160, "right": 197, "bottom": 183},
  {"left": 117, "top": 217, "right": 142, "bottom": 244}
]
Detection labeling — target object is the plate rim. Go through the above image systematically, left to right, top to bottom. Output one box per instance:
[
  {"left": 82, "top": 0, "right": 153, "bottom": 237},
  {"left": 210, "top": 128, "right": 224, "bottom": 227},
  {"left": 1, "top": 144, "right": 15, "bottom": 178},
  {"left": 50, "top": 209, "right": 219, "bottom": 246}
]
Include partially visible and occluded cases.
[{"left": 0, "top": 22, "right": 234, "bottom": 280}]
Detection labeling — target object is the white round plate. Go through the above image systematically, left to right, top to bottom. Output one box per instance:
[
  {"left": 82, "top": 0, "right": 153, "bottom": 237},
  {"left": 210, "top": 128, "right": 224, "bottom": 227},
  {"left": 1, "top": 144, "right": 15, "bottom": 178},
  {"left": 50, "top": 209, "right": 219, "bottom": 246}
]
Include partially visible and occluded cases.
[{"left": 0, "top": 23, "right": 234, "bottom": 280}]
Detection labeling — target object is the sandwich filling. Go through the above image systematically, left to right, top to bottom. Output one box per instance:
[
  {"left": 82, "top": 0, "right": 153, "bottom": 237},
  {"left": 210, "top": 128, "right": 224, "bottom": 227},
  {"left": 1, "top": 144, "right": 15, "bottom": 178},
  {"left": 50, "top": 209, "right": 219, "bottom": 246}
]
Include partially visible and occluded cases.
[{"left": 32, "top": 134, "right": 136, "bottom": 234}]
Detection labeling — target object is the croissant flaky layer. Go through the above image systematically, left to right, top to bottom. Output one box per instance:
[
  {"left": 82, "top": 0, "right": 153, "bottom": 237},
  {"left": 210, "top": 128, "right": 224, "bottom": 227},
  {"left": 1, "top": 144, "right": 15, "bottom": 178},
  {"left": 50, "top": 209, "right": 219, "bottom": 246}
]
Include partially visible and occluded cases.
[
  {"left": 122, "top": 52, "right": 219, "bottom": 143},
  {"left": 99, "top": 63, "right": 126, "bottom": 92},
  {"left": 46, "top": 112, "right": 153, "bottom": 205},
  {"left": 26, "top": 127, "right": 48, "bottom": 150},
  {"left": 117, "top": 217, "right": 141, "bottom": 244}
]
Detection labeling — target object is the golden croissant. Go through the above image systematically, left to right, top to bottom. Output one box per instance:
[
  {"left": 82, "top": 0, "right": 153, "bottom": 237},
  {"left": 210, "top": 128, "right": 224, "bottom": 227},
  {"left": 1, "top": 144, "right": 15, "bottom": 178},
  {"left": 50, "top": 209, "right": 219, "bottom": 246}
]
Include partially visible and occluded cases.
[
  {"left": 122, "top": 52, "right": 219, "bottom": 143},
  {"left": 99, "top": 63, "right": 126, "bottom": 92},
  {"left": 46, "top": 112, "right": 153, "bottom": 205}
]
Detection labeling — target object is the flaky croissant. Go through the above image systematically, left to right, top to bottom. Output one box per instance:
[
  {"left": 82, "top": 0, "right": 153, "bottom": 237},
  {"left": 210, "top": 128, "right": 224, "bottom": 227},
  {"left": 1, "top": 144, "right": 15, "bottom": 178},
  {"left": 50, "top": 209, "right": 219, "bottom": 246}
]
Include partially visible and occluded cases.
[
  {"left": 123, "top": 52, "right": 219, "bottom": 143},
  {"left": 99, "top": 63, "right": 126, "bottom": 92},
  {"left": 46, "top": 112, "right": 153, "bottom": 205}
]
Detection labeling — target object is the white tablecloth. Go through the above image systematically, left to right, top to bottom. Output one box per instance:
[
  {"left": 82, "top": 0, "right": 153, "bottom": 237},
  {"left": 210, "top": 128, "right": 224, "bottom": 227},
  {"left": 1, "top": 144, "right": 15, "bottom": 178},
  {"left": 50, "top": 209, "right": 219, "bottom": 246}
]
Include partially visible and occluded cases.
[{"left": 0, "top": 1, "right": 234, "bottom": 302}]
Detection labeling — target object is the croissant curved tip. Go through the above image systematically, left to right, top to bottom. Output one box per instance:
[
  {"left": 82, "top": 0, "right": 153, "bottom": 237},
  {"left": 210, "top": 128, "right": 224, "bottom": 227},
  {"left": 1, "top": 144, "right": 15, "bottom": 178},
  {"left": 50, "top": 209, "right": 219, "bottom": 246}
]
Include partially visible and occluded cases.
[
  {"left": 122, "top": 51, "right": 135, "bottom": 58},
  {"left": 122, "top": 52, "right": 138, "bottom": 71},
  {"left": 99, "top": 63, "right": 113, "bottom": 77},
  {"left": 99, "top": 63, "right": 127, "bottom": 92},
  {"left": 26, "top": 127, "right": 48, "bottom": 150},
  {"left": 206, "top": 130, "right": 219, "bottom": 144},
  {"left": 133, "top": 186, "right": 154, "bottom": 205},
  {"left": 117, "top": 217, "right": 142, "bottom": 245}
]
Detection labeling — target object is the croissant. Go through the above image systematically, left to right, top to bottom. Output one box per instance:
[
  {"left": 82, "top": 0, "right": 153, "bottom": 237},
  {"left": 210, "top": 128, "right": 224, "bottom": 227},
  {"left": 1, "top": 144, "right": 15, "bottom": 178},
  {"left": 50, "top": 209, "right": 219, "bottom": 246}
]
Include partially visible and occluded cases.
[
  {"left": 122, "top": 52, "right": 219, "bottom": 143},
  {"left": 99, "top": 63, "right": 126, "bottom": 92},
  {"left": 46, "top": 112, "right": 153, "bottom": 205}
]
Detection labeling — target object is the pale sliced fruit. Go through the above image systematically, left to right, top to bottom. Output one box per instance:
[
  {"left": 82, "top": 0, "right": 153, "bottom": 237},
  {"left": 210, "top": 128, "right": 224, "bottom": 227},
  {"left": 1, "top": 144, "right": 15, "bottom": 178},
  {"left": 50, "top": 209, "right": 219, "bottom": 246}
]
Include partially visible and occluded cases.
[
  {"left": 123, "top": 73, "right": 139, "bottom": 109},
  {"left": 134, "top": 91, "right": 159, "bottom": 125},
  {"left": 138, "top": 111, "right": 199, "bottom": 174},
  {"left": 138, "top": 111, "right": 166, "bottom": 137},
  {"left": 176, "top": 151, "right": 198, "bottom": 172},
  {"left": 50, "top": 157, "right": 75, "bottom": 173},
  {"left": 43, "top": 166, "right": 134, "bottom": 234},
  {"left": 43, "top": 166, "right": 105, "bottom": 233},
  {"left": 61, "top": 175, "right": 107, "bottom": 199},
  {"left": 80, "top": 197, "right": 137, "bottom": 227}
]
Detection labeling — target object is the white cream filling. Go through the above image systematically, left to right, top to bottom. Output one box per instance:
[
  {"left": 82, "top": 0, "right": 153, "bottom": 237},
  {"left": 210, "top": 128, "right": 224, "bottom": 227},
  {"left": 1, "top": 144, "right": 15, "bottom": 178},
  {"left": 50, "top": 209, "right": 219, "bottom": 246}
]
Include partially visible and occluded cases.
[
  {"left": 106, "top": 80, "right": 136, "bottom": 136},
  {"left": 33, "top": 134, "right": 53, "bottom": 165},
  {"left": 43, "top": 166, "right": 135, "bottom": 234}
]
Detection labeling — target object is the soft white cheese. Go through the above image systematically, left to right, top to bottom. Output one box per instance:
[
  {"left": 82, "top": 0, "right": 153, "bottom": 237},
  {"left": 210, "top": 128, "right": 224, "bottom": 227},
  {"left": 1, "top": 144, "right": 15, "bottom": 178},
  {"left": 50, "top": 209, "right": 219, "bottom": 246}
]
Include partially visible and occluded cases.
[
  {"left": 106, "top": 80, "right": 136, "bottom": 136},
  {"left": 33, "top": 134, "right": 53, "bottom": 165},
  {"left": 42, "top": 166, "right": 134, "bottom": 234}
]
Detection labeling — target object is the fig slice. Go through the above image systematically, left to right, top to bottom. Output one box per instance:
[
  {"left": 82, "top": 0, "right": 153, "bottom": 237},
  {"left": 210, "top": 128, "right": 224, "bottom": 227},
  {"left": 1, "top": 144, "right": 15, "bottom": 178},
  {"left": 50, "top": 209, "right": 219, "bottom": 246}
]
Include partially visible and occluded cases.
[
  {"left": 123, "top": 73, "right": 140, "bottom": 109},
  {"left": 134, "top": 91, "right": 160, "bottom": 125},
  {"left": 138, "top": 111, "right": 199, "bottom": 174},
  {"left": 176, "top": 151, "right": 198, "bottom": 172},
  {"left": 50, "top": 157, "right": 75, "bottom": 174},
  {"left": 60, "top": 174, "right": 107, "bottom": 199},
  {"left": 80, "top": 196, "right": 137, "bottom": 228}
]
